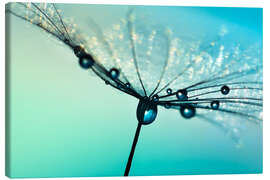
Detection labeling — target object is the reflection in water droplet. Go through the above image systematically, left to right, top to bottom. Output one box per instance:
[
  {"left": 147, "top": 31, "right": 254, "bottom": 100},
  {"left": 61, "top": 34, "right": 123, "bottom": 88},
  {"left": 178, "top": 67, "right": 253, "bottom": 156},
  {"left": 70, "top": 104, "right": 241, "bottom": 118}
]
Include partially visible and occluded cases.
[{"left": 143, "top": 107, "right": 157, "bottom": 124}]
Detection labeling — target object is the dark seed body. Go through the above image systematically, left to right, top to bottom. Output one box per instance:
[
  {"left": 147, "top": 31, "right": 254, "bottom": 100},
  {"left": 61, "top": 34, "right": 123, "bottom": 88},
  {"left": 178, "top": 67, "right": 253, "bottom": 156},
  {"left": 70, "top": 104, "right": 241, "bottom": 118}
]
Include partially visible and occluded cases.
[{"left": 74, "top": 46, "right": 85, "bottom": 58}]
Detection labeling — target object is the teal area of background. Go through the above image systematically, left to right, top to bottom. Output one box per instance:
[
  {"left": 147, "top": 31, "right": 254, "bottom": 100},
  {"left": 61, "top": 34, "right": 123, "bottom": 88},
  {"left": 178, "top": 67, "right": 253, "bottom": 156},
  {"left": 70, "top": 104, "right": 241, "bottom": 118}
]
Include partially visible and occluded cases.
[{"left": 7, "top": 3, "right": 262, "bottom": 178}]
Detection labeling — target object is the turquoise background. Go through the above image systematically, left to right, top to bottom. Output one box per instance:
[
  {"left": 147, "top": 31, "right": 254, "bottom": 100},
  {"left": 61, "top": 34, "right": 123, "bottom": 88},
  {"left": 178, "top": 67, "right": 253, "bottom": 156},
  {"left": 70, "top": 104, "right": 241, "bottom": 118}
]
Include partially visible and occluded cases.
[{"left": 7, "top": 4, "right": 262, "bottom": 178}]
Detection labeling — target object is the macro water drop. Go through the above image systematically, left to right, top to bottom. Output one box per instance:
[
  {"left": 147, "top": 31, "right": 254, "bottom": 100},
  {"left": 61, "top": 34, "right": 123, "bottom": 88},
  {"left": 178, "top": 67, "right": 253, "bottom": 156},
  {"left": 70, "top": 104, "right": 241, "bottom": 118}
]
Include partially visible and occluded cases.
[
  {"left": 79, "top": 56, "right": 94, "bottom": 69},
  {"left": 109, "top": 68, "right": 120, "bottom": 79},
  {"left": 125, "top": 82, "right": 131, "bottom": 88},
  {"left": 221, "top": 85, "right": 230, "bottom": 95},
  {"left": 166, "top": 88, "right": 172, "bottom": 95},
  {"left": 176, "top": 89, "right": 188, "bottom": 100},
  {"left": 152, "top": 95, "right": 159, "bottom": 101},
  {"left": 136, "top": 97, "right": 158, "bottom": 125},
  {"left": 211, "top": 100, "right": 220, "bottom": 110},
  {"left": 180, "top": 104, "right": 196, "bottom": 119}
]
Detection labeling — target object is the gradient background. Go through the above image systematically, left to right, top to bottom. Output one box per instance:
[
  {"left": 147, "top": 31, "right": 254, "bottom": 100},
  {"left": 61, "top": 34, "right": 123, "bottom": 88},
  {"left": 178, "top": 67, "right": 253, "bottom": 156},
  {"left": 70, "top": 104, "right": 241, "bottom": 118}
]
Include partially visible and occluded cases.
[{"left": 6, "top": 4, "right": 262, "bottom": 178}]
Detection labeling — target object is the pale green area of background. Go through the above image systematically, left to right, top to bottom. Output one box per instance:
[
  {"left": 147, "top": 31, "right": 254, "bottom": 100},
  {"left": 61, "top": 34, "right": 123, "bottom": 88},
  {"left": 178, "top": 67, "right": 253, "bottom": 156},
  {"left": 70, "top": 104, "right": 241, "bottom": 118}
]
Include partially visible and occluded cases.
[{"left": 6, "top": 3, "right": 262, "bottom": 178}]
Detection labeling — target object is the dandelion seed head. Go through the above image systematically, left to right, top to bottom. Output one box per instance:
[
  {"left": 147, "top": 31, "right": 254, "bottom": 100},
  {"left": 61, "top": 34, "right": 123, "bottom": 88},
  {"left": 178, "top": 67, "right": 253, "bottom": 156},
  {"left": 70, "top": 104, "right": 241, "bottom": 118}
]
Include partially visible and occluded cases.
[{"left": 7, "top": 3, "right": 263, "bottom": 145}]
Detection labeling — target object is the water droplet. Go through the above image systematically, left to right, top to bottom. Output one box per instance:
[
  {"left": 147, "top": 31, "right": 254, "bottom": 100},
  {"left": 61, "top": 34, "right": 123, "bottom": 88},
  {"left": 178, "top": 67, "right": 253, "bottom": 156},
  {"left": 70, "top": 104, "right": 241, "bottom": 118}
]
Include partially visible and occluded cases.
[
  {"left": 74, "top": 46, "right": 85, "bottom": 58},
  {"left": 79, "top": 56, "right": 94, "bottom": 69},
  {"left": 109, "top": 68, "right": 120, "bottom": 79},
  {"left": 125, "top": 82, "right": 131, "bottom": 88},
  {"left": 221, "top": 85, "right": 230, "bottom": 95},
  {"left": 166, "top": 88, "right": 172, "bottom": 95},
  {"left": 176, "top": 89, "right": 188, "bottom": 100},
  {"left": 152, "top": 95, "right": 159, "bottom": 101},
  {"left": 137, "top": 97, "right": 158, "bottom": 125},
  {"left": 211, "top": 100, "right": 220, "bottom": 110},
  {"left": 180, "top": 104, "right": 196, "bottom": 119}
]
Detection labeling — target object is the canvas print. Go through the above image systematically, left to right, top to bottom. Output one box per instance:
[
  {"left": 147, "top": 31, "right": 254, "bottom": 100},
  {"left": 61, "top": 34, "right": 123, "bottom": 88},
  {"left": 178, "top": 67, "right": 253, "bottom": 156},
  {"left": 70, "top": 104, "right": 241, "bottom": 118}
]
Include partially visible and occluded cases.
[{"left": 5, "top": 2, "right": 262, "bottom": 178}]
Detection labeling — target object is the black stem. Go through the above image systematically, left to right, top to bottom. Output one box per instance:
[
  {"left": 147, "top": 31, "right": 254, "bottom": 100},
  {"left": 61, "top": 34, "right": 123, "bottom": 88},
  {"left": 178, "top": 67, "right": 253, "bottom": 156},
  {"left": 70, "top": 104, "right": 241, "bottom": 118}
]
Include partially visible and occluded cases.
[{"left": 124, "top": 122, "right": 142, "bottom": 176}]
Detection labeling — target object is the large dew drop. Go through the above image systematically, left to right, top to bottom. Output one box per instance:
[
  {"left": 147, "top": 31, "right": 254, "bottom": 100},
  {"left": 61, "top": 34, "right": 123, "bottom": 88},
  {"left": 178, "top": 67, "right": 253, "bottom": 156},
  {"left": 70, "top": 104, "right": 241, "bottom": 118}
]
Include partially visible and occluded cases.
[
  {"left": 136, "top": 97, "right": 158, "bottom": 125},
  {"left": 180, "top": 104, "right": 196, "bottom": 119}
]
